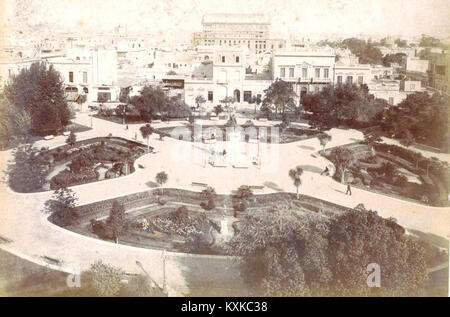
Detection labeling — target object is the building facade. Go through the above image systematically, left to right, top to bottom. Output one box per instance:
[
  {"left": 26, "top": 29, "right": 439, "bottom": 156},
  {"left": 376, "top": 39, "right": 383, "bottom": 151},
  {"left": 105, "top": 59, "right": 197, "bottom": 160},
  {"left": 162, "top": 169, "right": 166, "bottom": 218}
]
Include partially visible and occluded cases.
[
  {"left": 193, "top": 13, "right": 285, "bottom": 54},
  {"left": 428, "top": 52, "right": 450, "bottom": 94}
]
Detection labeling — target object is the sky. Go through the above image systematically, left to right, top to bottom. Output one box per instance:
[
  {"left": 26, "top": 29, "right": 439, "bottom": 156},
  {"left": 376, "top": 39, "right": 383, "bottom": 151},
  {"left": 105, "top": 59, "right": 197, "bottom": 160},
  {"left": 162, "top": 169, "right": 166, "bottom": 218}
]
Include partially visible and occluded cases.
[{"left": 2, "top": 0, "right": 450, "bottom": 40}]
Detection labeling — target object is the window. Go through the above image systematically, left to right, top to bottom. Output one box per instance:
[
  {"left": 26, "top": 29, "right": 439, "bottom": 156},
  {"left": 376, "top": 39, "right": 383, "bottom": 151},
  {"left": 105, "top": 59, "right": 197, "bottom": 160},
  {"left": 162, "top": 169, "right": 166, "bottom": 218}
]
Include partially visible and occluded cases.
[
  {"left": 221, "top": 56, "right": 225, "bottom": 63},
  {"left": 236, "top": 56, "right": 239, "bottom": 63},
  {"left": 280, "top": 67, "right": 286, "bottom": 78},
  {"left": 289, "top": 67, "right": 294, "bottom": 78},
  {"left": 302, "top": 68, "right": 307, "bottom": 78},
  {"left": 315, "top": 68, "right": 320, "bottom": 78},
  {"left": 324, "top": 68, "right": 329, "bottom": 78},
  {"left": 69, "top": 71, "right": 74, "bottom": 83},
  {"left": 83, "top": 72, "right": 88, "bottom": 84},
  {"left": 337, "top": 76, "right": 343, "bottom": 84},
  {"left": 346, "top": 76, "right": 353, "bottom": 85},
  {"left": 358, "top": 76, "right": 363, "bottom": 84},
  {"left": 410, "top": 84, "right": 415, "bottom": 90},
  {"left": 314, "top": 86, "right": 320, "bottom": 93},
  {"left": 208, "top": 91, "right": 213, "bottom": 101},
  {"left": 244, "top": 91, "right": 252, "bottom": 102}
]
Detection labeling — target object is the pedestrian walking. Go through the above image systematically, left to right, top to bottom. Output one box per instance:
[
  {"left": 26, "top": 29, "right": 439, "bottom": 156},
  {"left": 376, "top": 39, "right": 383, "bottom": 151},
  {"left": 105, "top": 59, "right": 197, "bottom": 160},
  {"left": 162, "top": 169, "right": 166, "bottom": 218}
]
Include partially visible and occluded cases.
[{"left": 346, "top": 183, "right": 352, "bottom": 195}]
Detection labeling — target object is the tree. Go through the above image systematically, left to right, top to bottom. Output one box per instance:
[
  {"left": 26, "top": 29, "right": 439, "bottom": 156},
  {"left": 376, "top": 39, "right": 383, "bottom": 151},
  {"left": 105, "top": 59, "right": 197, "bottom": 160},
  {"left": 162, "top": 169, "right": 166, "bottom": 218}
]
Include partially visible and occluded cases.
[
  {"left": 419, "top": 34, "right": 442, "bottom": 48},
  {"left": 341, "top": 38, "right": 383, "bottom": 65},
  {"left": 382, "top": 53, "right": 406, "bottom": 67},
  {"left": 4, "top": 62, "right": 71, "bottom": 136},
  {"left": 262, "top": 79, "right": 296, "bottom": 114},
  {"left": 302, "top": 84, "right": 386, "bottom": 129},
  {"left": 130, "top": 85, "right": 170, "bottom": 121},
  {"left": 383, "top": 92, "right": 450, "bottom": 149},
  {"left": 0, "top": 93, "right": 32, "bottom": 148},
  {"left": 195, "top": 95, "right": 206, "bottom": 108},
  {"left": 213, "top": 104, "right": 223, "bottom": 116},
  {"left": 140, "top": 124, "right": 153, "bottom": 152},
  {"left": 66, "top": 130, "right": 76, "bottom": 146},
  {"left": 364, "top": 131, "right": 382, "bottom": 151},
  {"left": 317, "top": 133, "right": 332, "bottom": 150},
  {"left": 7, "top": 144, "right": 48, "bottom": 192},
  {"left": 329, "top": 147, "right": 354, "bottom": 183},
  {"left": 289, "top": 166, "right": 304, "bottom": 199},
  {"left": 155, "top": 171, "right": 168, "bottom": 195},
  {"left": 232, "top": 185, "right": 254, "bottom": 214},
  {"left": 200, "top": 186, "right": 216, "bottom": 210},
  {"left": 43, "top": 187, "right": 78, "bottom": 226},
  {"left": 107, "top": 202, "right": 126, "bottom": 243},
  {"left": 227, "top": 203, "right": 429, "bottom": 296},
  {"left": 86, "top": 261, "right": 124, "bottom": 297}
]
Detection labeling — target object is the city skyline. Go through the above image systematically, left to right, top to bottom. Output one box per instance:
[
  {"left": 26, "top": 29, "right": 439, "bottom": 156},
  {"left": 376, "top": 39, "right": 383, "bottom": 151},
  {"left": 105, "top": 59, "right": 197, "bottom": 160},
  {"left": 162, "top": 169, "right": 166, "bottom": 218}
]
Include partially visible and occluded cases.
[{"left": 2, "top": 0, "right": 450, "bottom": 41}]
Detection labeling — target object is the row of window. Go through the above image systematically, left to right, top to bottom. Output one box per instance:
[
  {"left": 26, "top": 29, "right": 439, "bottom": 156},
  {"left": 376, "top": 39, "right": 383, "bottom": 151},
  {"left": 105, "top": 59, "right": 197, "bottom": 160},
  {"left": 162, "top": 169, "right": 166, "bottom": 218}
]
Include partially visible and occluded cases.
[
  {"left": 220, "top": 55, "right": 240, "bottom": 63},
  {"left": 280, "top": 67, "right": 330, "bottom": 79},
  {"left": 68, "top": 71, "right": 88, "bottom": 84},
  {"left": 336, "top": 75, "right": 364, "bottom": 85}
]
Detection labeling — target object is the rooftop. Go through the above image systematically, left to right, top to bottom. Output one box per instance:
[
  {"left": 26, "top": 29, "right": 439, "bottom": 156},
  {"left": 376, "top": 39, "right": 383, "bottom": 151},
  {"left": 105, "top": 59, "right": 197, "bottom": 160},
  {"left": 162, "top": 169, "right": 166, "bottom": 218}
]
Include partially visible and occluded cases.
[{"left": 202, "top": 13, "right": 269, "bottom": 25}]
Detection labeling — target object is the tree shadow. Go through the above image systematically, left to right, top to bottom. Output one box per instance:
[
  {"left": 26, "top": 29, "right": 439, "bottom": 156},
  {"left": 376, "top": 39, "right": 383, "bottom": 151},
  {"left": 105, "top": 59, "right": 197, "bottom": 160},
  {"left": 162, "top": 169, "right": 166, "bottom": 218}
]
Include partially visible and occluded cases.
[
  {"left": 297, "top": 145, "right": 315, "bottom": 151},
  {"left": 297, "top": 165, "right": 323, "bottom": 174},
  {"left": 145, "top": 181, "right": 159, "bottom": 188},
  {"left": 263, "top": 181, "right": 284, "bottom": 192}
]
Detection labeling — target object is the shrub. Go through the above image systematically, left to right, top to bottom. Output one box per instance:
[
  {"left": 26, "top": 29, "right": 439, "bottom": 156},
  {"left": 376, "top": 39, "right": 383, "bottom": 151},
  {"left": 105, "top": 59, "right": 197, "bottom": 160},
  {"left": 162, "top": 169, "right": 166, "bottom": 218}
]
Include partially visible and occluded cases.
[{"left": 200, "top": 198, "right": 215, "bottom": 211}]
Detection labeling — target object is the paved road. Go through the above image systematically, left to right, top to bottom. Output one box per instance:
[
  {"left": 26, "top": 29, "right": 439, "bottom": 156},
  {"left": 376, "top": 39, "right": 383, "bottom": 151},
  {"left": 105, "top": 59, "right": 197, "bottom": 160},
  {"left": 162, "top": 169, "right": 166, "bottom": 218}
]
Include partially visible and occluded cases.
[{"left": 0, "top": 112, "right": 449, "bottom": 295}]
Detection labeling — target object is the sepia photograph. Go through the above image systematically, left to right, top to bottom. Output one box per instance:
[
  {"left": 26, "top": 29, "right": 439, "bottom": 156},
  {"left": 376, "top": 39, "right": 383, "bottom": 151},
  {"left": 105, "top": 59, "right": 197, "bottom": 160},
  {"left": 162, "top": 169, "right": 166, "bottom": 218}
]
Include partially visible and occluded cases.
[{"left": 0, "top": 0, "right": 449, "bottom": 303}]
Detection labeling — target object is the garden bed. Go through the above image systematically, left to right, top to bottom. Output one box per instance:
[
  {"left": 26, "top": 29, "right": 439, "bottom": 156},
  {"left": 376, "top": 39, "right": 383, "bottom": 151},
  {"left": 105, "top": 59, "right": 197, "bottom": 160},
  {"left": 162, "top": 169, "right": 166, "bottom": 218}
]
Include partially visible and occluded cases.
[
  {"left": 40, "top": 137, "right": 147, "bottom": 191},
  {"left": 323, "top": 142, "right": 450, "bottom": 206},
  {"left": 60, "top": 189, "right": 351, "bottom": 255}
]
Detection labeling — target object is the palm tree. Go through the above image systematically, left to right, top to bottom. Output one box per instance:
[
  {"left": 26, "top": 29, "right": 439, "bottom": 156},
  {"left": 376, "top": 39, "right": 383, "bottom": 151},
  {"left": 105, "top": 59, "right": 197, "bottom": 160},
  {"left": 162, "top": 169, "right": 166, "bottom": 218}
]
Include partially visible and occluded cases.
[
  {"left": 140, "top": 124, "right": 153, "bottom": 152},
  {"left": 289, "top": 166, "right": 304, "bottom": 199},
  {"left": 155, "top": 171, "right": 168, "bottom": 195}
]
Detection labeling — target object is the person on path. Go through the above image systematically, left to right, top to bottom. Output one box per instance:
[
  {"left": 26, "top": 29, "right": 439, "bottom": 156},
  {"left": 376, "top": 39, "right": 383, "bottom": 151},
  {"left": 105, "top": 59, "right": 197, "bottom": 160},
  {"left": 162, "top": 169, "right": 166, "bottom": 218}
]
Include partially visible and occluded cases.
[{"left": 346, "top": 183, "right": 352, "bottom": 195}]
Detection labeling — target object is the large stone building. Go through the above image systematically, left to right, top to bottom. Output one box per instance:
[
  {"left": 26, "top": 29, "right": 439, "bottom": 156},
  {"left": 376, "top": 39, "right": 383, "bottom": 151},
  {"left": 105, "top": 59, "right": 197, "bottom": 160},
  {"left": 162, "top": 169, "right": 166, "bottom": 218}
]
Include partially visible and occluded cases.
[
  {"left": 193, "top": 13, "right": 285, "bottom": 54},
  {"left": 428, "top": 52, "right": 450, "bottom": 94}
]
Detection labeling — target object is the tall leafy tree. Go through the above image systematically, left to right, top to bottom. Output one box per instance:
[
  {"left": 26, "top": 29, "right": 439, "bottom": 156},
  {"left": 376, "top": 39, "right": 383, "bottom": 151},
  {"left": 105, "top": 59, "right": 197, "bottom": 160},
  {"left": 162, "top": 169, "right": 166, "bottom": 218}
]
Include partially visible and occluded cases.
[
  {"left": 4, "top": 62, "right": 71, "bottom": 136},
  {"left": 262, "top": 79, "right": 296, "bottom": 114},
  {"left": 302, "top": 84, "right": 386, "bottom": 129},
  {"left": 130, "top": 85, "right": 170, "bottom": 121},
  {"left": 383, "top": 92, "right": 450, "bottom": 149},
  {"left": 7, "top": 144, "right": 48, "bottom": 192},
  {"left": 329, "top": 147, "right": 354, "bottom": 183},
  {"left": 43, "top": 187, "right": 78, "bottom": 226},
  {"left": 107, "top": 202, "right": 126, "bottom": 243},
  {"left": 228, "top": 204, "right": 430, "bottom": 296},
  {"left": 86, "top": 261, "right": 124, "bottom": 297}
]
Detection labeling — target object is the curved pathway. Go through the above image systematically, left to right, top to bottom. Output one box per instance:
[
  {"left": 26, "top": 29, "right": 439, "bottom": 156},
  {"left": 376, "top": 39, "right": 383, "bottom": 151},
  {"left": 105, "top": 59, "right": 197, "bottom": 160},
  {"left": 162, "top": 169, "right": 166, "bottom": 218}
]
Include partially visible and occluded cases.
[{"left": 0, "top": 112, "right": 449, "bottom": 295}]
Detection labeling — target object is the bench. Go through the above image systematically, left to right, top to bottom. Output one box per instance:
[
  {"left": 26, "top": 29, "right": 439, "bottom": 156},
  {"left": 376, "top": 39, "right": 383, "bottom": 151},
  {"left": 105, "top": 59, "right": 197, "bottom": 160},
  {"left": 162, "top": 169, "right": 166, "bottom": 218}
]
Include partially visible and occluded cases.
[
  {"left": 233, "top": 164, "right": 249, "bottom": 169},
  {"left": 192, "top": 182, "right": 208, "bottom": 187},
  {"left": 249, "top": 185, "right": 265, "bottom": 190},
  {"left": 42, "top": 255, "right": 62, "bottom": 265}
]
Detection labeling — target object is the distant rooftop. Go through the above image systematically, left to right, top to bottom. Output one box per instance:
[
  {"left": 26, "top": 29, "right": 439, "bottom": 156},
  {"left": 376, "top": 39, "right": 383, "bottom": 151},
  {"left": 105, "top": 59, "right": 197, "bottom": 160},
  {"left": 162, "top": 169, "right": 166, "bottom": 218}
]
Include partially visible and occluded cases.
[{"left": 202, "top": 13, "right": 269, "bottom": 25}]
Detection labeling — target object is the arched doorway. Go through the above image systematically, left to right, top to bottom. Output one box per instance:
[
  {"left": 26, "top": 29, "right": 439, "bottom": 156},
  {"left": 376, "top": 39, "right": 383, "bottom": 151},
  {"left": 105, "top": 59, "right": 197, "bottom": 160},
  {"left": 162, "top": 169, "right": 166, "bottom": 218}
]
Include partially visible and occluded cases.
[{"left": 233, "top": 89, "right": 240, "bottom": 102}]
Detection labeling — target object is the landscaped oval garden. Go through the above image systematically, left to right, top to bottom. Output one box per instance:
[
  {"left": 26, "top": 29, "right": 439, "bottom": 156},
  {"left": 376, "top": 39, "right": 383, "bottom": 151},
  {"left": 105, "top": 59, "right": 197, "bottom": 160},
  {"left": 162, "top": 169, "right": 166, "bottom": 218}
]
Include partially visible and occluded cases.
[{"left": 8, "top": 137, "right": 148, "bottom": 193}]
